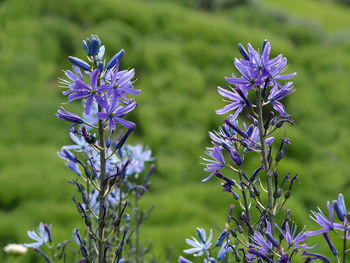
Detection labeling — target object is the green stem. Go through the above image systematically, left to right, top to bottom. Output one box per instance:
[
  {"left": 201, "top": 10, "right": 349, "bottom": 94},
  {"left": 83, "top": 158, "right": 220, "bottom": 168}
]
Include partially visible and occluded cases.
[
  {"left": 256, "top": 88, "right": 275, "bottom": 235},
  {"left": 98, "top": 108, "right": 106, "bottom": 262},
  {"left": 239, "top": 169, "right": 252, "bottom": 238},
  {"left": 86, "top": 180, "right": 92, "bottom": 257},
  {"left": 135, "top": 197, "right": 140, "bottom": 263},
  {"left": 344, "top": 222, "right": 347, "bottom": 263}
]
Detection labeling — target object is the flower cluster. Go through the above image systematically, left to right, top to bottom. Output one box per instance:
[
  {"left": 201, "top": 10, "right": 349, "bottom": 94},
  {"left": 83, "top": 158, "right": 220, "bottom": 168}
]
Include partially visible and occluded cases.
[
  {"left": 24, "top": 35, "right": 155, "bottom": 263},
  {"left": 179, "top": 41, "right": 344, "bottom": 263}
]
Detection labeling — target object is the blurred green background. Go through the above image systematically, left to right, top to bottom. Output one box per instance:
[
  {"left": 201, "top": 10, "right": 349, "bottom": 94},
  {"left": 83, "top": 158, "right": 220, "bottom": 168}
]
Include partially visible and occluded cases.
[{"left": 0, "top": 0, "right": 350, "bottom": 261}]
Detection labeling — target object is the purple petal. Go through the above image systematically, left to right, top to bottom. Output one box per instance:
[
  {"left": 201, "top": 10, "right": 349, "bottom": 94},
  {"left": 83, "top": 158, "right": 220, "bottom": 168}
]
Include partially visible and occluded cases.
[
  {"left": 90, "top": 69, "right": 100, "bottom": 89},
  {"left": 75, "top": 80, "right": 91, "bottom": 91},
  {"left": 68, "top": 91, "right": 90, "bottom": 101},
  {"left": 95, "top": 94, "right": 109, "bottom": 109},
  {"left": 85, "top": 96, "right": 94, "bottom": 115},
  {"left": 96, "top": 112, "right": 109, "bottom": 121},
  {"left": 113, "top": 117, "right": 135, "bottom": 129}
]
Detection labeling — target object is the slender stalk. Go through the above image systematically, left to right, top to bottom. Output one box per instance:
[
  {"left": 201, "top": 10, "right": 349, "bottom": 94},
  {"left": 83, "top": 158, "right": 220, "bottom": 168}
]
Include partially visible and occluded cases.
[
  {"left": 256, "top": 87, "right": 275, "bottom": 235},
  {"left": 98, "top": 108, "right": 107, "bottom": 262},
  {"left": 239, "top": 169, "right": 252, "bottom": 237},
  {"left": 116, "top": 176, "right": 124, "bottom": 245},
  {"left": 86, "top": 180, "right": 92, "bottom": 257},
  {"left": 135, "top": 197, "right": 140, "bottom": 263},
  {"left": 343, "top": 221, "right": 347, "bottom": 263}
]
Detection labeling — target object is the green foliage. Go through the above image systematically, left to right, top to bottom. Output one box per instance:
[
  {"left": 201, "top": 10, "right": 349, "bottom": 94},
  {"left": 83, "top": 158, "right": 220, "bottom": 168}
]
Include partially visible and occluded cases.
[{"left": 0, "top": 0, "right": 350, "bottom": 262}]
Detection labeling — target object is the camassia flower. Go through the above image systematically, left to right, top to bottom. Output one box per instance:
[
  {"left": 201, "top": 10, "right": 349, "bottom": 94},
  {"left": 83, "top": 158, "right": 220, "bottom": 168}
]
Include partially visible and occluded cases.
[
  {"left": 225, "top": 41, "right": 296, "bottom": 93},
  {"left": 102, "top": 63, "right": 140, "bottom": 99},
  {"left": 67, "top": 69, "right": 109, "bottom": 115},
  {"left": 267, "top": 82, "right": 295, "bottom": 116},
  {"left": 216, "top": 86, "right": 248, "bottom": 119},
  {"left": 96, "top": 96, "right": 137, "bottom": 131},
  {"left": 201, "top": 144, "right": 226, "bottom": 182},
  {"left": 307, "top": 201, "right": 344, "bottom": 236},
  {"left": 275, "top": 222, "right": 312, "bottom": 249},
  {"left": 24, "top": 223, "right": 51, "bottom": 248},
  {"left": 247, "top": 223, "right": 274, "bottom": 261},
  {"left": 183, "top": 228, "right": 213, "bottom": 257}
]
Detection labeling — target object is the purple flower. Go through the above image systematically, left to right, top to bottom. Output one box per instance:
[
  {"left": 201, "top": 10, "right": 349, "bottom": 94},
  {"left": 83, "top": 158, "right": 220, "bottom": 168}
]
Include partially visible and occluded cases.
[
  {"left": 225, "top": 41, "right": 296, "bottom": 93},
  {"left": 260, "top": 42, "right": 296, "bottom": 87},
  {"left": 226, "top": 43, "right": 266, "bottom": 91},
  {"left": 101, "top": 65, "right": 140, "bottom": 99},
  {"left": 59, "top": 66, "right": 83, "bottom": 95},
  {"left": 67, "top": 69, "right": 109, "bottom": 115},
  {"left": 267, "top": 82, "right": 295, "bottom": 116},
  {"left": 216, "top": 86, "right": 248, "bottom": 118},
  {"left": 96, "top": 97, "right": 137, "bottom": 131},
  {"left": 56, "top": 107, "right": 84, "bottom": 124},
  {"left": 201, "top": 144, "right": 225, "bottom": 182},
  {"left": 57, "top": 147, "right": 81, "bottom": 175},
  {"left": 307, "top": 201, "right": 344, "bottom": 236},
  {"left": 275, "top": 222, "right": 312, "bottom": 249},
  {"left": 24, "top": 223, "right": 50, "bottom": 248},
  {"left": 247, "top": 224, "right": 274, "bottom": 261},
  {"left": 217, "top": 241, "right": 233, "bottom": 260}
]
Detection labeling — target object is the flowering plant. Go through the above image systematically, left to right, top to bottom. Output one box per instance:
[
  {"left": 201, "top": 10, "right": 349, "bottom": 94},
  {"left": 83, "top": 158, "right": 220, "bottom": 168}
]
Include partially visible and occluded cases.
[
  {"left": 23, "top": 35, "right": 155, "bottom": 263},
  {"left": 179, "top": 41, "right": 350, "bottom": 263}
]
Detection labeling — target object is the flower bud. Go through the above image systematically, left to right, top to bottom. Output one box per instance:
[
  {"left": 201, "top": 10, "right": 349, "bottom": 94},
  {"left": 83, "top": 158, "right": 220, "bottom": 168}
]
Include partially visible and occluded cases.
[
  {"left": 82, "top": 35, "right": 101, "bottom": 57},
  {"left": 88, "top": 35, "right": 101, "bottom": 56},
  {"left": 262, "top": 39, "right": 268, "bottom": 53},
  {"left": 238, "top": 43, "right": 249, "bottom": 60},
  {"left": 107, "top": 49, "right": 125, "bottom": 69},
  {"left": 68, "top": 56, "right": 91, "bottom": 71},
  {"left": 97, "top": 61, "right": 104, "bottom": 72},
  {"left": 56, "top": 107, "right": 84, "bottom": 124},
  {"left": 264, "top": 111, "right": 274, "bottom": 131},
  {"left": 224, "top": 119, "right": 247, "bottom": 138},
  {"left": 230, "top": 148, "right": 242, "bottom": 166},
  {"left": 274, "top": 188, "right": 282, "bottom": 199},
  {"left": 284, "top": 189, "right": 291, "bottom": 199},
  {"left": 338, "top": 194, "right": 347, "bottom": 218},
  {"left": 333, "top": 200, "right": 345, "bottom": 222},
  {"left": 44, "top": 224, "right": 52, "bottom": 243},
  {"left": 216, "top": 230, "right": 228, "bottom": 247},
  {"left": 265, "top": 232, "right": 279, "bottom": 248},
  {"left": 323, "top": 232, "right": 338, "bottom": 255}
]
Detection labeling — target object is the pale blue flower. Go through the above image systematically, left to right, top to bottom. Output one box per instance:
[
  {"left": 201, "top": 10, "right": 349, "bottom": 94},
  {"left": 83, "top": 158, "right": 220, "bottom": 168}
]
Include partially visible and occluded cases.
[
  {"left": 125, "top": 145, "right": 153, "bottom": 175},
  {"left": 24, "top": 223, "right": 50, "bottom": 248},
  {"left": 183, "top": 228, "right": 212, "bottom": 257}
]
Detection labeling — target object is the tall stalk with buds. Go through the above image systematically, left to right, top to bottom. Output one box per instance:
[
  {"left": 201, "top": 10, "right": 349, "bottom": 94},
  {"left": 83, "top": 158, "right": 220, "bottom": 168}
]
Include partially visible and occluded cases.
[
  {"left": 23, "top": 35, "right": 155, "bottom": 263},
  {"left": 179, "top": 41, "right": 350, "bottom": 263}
]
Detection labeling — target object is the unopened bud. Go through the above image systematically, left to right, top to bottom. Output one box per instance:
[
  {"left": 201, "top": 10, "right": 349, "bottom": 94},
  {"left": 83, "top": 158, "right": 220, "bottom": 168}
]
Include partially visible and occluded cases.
[{"left": 238, "top": 43, "right": 249, "bottom": 60}]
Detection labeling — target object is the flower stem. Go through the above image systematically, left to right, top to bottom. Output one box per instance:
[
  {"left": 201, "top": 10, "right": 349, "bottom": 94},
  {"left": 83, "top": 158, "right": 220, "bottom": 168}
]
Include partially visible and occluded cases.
[
  {"left": 256, "top": 87, "right": 275, "bottom": 236},
  {"left": 98, "top": 108, "right": 106, "bottom": 262},
  {"left": 239, "top": 169, "right": 252, "bottom": 237},
  {"left": 135, "top": 197, "right": 140, "bottom": 263},
  {"left": 343, "top": 221, "right": 347, "bottom": 263}
]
